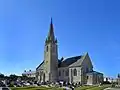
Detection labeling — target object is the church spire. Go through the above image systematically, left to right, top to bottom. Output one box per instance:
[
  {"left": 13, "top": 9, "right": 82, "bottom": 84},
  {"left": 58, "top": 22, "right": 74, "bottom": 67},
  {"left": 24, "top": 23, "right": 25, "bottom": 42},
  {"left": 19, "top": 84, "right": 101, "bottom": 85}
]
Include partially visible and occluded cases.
[
  {"left": 46, "top": 18, "right": 57, "bottom": 44},
  {"left": 47, "top": 18, "right": 55, "bottom": 41}
]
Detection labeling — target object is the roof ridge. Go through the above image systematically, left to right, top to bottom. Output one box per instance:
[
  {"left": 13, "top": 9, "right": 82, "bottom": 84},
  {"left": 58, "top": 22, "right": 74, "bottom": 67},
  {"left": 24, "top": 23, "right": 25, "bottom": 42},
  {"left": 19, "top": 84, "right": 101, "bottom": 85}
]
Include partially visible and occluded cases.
[{"left": 64, "top": 55, "right": 82, "bottom": 60}]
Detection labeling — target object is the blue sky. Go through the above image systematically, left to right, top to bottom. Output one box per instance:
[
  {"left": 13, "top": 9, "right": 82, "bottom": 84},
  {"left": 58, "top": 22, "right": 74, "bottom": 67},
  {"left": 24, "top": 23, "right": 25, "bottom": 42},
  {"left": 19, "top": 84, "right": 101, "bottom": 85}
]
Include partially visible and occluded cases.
[{"left": 0, "top": 0, "right": 120, "bottom": 77}]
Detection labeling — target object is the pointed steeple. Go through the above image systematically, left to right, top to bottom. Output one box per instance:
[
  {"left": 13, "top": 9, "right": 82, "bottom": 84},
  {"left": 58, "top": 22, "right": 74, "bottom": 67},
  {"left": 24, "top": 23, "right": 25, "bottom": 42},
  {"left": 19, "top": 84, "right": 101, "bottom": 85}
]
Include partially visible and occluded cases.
[{"left": 47, "top": 18, "right": 55, "bottom": 41}]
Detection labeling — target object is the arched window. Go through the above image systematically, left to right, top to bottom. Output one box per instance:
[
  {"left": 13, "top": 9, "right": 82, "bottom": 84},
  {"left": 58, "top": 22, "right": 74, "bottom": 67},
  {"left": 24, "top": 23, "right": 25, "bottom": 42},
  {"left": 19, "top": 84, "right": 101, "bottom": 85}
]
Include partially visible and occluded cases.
[
  {"left": 46, "top": 46, "right": 48, "bottom": 52},
  {"left": 74, "top": 69, "right": 77, "bottom": 76},
  {"left": 59, "top": 70, "right": 61, "bottom": 76},
  {"left": 63, "top": 70, "right": 64, "bottom": 76},
  {"left": 65, "top": 70, "right": 69, "bottom": 76},
  {"left": 87, "top": 76, "right": 89, "bottom": 79}
]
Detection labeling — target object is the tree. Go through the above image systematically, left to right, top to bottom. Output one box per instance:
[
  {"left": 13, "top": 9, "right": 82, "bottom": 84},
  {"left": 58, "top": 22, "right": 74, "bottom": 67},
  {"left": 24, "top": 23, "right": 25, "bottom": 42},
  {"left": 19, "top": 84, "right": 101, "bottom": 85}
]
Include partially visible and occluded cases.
[
  {"left": 0, "top": 73, "right": 4, "bottom": 79},
  {"left": 118, "top": 73, "right": 120, "bottom": 78},
  {"left": 9, "top": 74, "right": 18, "bottom": 81}
]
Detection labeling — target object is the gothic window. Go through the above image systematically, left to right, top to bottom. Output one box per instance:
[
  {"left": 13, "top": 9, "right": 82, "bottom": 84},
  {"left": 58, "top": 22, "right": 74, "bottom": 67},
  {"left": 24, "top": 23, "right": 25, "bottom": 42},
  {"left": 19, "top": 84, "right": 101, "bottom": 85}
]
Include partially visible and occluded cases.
[
  {"left": 46, "top": 46, "right": 48, "bottom": 52},
  {"left": 71, "top": 69, "right": 73, "bottom": 76},
  {"left": 73, "top": 69, "right": 77, "bottom": 76},
  {"left": 59, "top": 70, "right": 61, "bottom": 76},
  {"left": 63, "top": 70, "right": 64, "bottom": 75},
  {"left": 65, "top": 70, "right": 69, "bottom": 76},
  {"left": 87, "top": 76, "right": 89, "bottom": 79}
]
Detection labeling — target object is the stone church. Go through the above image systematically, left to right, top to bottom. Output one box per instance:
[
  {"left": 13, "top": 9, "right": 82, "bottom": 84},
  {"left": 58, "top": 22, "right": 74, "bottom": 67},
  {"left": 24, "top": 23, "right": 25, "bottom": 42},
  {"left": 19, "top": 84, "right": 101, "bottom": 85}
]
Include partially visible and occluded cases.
[{"left": 36, "top": 18, "right": 103, "bottom": 85}]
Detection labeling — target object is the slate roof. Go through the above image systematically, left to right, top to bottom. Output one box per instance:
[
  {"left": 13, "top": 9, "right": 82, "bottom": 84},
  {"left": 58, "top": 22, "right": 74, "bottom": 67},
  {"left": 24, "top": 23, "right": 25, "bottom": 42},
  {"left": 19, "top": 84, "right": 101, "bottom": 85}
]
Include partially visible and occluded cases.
[
  {"left": 36, "top": 53, "right": 87, "bottom": 70},
  {"left": 68, "top": 55, "right": 85, "bottom": 67},
  {"left": 58, "top": 56, "right": 83, "bottom": 67},
  {"left": 36, "top": 61, "right": 44, "bottom": 70},
  {"left": 86, "top": 71, "right": 103, "bottom": 75}
]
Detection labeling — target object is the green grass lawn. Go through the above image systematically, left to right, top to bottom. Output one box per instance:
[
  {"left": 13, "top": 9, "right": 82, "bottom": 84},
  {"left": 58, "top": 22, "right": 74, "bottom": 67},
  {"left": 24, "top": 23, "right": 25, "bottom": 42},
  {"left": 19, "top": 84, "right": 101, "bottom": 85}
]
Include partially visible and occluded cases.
[
  {"left": 10, "top": 85, "right": 111, "bottom": 90},
  {"left": 75, "top": 85, "right": 111, "bottom": 90},
  {"left": 75, "top": 85, "right": 97, "bottom": 90},
  {"left": 86, "top": 85, "right": 110, "bottom": 90},
  {"left": 10, "top": 86, "right": 63, "bottom": 90}
]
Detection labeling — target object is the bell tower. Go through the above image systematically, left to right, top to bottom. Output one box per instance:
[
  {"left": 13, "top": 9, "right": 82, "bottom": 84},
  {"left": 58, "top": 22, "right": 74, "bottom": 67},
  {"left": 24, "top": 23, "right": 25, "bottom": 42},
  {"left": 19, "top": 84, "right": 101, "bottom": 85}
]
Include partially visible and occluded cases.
[{"left": 44, "top": 18, "right": 58, "bottom": 82}]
